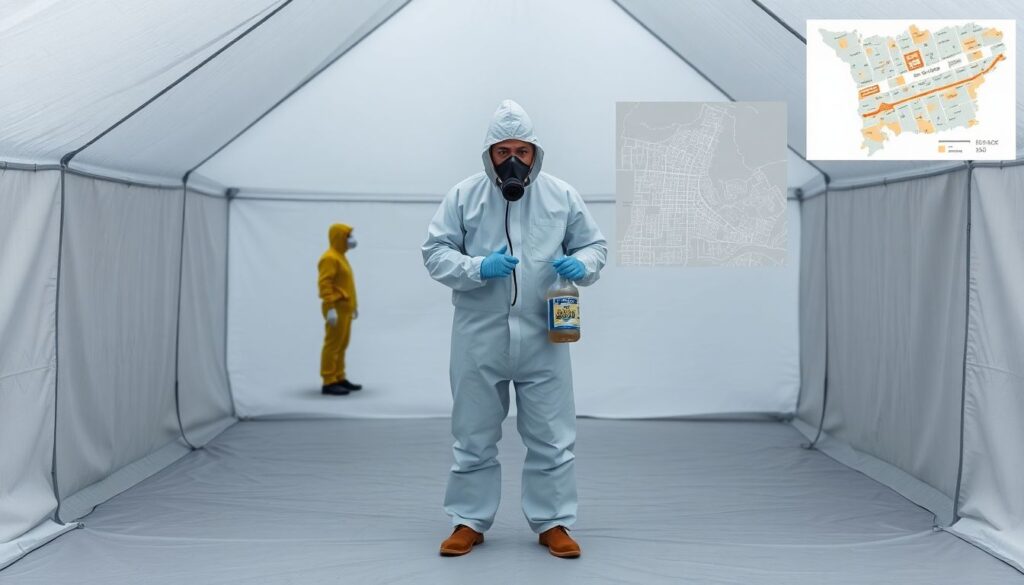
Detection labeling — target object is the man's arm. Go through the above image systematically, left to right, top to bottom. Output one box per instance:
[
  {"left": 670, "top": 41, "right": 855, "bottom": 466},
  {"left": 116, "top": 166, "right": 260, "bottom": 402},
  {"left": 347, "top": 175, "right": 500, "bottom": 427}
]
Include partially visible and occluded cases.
[
  {"left": 422, "top": 187, "right": 487, "bottom": 291},
  {"left": 563, "top": 188, "right": 607, "bottom": 287},
  {"left": 318, "top": 257, "right": 347, "bottom": 302}
]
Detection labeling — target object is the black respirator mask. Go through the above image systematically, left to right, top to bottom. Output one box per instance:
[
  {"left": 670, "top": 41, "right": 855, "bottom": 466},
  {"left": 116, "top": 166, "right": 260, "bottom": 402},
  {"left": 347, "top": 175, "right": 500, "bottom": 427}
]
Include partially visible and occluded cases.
[{"left": 494, "top": 155, "right": 531, "bottom": 201}]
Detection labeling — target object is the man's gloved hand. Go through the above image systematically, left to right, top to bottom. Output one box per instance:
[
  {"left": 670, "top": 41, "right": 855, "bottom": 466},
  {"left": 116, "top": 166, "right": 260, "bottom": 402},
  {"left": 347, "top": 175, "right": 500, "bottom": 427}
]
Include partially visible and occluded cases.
[
  {"left": 480, "top": 245, "right": 519, "bottom": 279},
  {"left": 553, "top": 256, "right": 586, "bottom": 281},
  {"left": 326, "top": 307, "right": 338, "bottom": 327}
]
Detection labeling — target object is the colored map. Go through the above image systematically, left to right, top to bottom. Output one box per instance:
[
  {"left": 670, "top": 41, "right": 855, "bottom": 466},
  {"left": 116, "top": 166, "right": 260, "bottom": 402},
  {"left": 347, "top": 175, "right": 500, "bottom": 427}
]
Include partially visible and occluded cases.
[{"left": 807, "top": 20, "right": 1015, "bottom": 160}]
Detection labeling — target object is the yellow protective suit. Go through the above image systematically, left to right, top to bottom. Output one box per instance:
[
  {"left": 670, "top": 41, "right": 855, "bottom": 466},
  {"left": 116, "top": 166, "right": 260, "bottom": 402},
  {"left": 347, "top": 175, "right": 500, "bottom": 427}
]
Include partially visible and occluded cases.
[{"left": 319, "top": 223, "right": 358, "bottom": 385}]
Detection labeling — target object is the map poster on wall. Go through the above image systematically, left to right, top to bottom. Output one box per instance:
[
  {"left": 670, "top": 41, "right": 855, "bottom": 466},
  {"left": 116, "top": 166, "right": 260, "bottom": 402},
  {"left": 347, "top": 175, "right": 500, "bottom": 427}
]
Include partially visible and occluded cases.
[
  {"left": 807, "top": 19, "right": 1015, "bottom": 160},
  {"left": 616, "top": 102, "right": 787, "bottom": 267}
]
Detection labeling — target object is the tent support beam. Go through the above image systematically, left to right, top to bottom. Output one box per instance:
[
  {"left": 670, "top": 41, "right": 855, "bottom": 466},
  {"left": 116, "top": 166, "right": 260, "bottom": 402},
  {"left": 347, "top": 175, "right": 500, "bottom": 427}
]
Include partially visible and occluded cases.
[
  {"left": 59, "top": 0, "right": 298, "bottom": 169},
  {"left": 183, "top": 0, "right": 413, "bottom": 182},
  {"left": 749, "top": 0, "right": 806, "bottom": 43},
  {"left": 0, "top": 161, "right": 62, "bottom": 172},
  {"left": 7, "top": 161, "right": 228, "bottom": 197},
  {"left": 796, "top": 161, "right": 1024, "bottom": 199},
  {"left": 824, "top": 163, "right": 969, "bottom": 193}
]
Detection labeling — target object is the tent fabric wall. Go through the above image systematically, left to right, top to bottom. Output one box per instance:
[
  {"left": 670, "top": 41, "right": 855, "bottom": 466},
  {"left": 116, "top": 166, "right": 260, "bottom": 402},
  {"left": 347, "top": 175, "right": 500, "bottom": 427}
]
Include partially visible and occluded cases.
[
  {"left": 950, "top": 164, "right": 1024, "bottom": 571},
  {"left": 0, "top": 168, "right": 67, "bottom": 565},
  {"left": 795, "top": 171, "right": 970, "bottom": 525},
  {"left": 55, "top": 175, "right": 190, "bottom": 522},
  {"left": 177, "top": 189, "right": 235, "bottom": 444},
  {"left": 227, "top": 196, "right": 800, "bottom": 419}
]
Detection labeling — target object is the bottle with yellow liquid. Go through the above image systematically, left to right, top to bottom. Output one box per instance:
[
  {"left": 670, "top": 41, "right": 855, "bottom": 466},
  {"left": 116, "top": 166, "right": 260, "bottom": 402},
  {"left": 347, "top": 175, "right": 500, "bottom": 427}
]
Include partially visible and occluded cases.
[{"left": 546, "top": 275, "right": 580, "bottom": 343}]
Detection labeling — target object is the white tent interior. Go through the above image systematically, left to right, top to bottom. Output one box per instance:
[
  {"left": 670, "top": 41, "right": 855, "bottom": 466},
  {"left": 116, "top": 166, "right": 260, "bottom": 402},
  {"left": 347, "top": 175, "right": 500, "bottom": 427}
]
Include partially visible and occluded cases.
[{"left": 1, "top": 1, "right": 1022, "bottom": 582}]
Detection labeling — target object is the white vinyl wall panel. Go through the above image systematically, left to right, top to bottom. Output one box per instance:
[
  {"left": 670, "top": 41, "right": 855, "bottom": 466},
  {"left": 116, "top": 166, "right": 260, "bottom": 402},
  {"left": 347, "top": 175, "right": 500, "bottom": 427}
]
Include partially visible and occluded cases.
[
  {"left": 950, "top": 165, "right": 1024, "bottom": 572},
  {"left": 0, "top": 169, "right": 62, "bottom": 558},
  {"left": 820, "top": 171, "right": 969, "bottom": 516},
  {"left": 55, "top": 175, "right": 185, "bottom": 521},
  {"left": 178, "top": 190, "right": 234, "bottom": 444}
]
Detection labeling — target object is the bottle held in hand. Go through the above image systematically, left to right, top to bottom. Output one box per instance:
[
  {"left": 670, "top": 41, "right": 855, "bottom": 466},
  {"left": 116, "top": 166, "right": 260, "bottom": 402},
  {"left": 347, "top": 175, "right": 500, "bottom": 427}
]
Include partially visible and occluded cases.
[{"left": 546, "top": 275, "right": 580, "bottom": 343}]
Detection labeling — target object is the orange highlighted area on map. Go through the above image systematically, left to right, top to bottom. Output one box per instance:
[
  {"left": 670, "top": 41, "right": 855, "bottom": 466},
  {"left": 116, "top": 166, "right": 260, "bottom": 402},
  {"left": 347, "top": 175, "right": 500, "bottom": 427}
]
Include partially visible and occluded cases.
[
  {"left": 903, "top": 50, "right": 924, "bottom": 71},
  {"left": 863, "top": 53, "right": 1005, "bottom": 118},
  {"left": 858, "top": 85, "right": 880, "bottom": 99}
]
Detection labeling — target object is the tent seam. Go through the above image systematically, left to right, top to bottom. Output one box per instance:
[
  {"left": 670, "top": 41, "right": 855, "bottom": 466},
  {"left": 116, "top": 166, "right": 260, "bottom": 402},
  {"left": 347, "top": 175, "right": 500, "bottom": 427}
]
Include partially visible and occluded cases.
[{"left": 952, "top": 162, "right": 974, "bottom": 523}]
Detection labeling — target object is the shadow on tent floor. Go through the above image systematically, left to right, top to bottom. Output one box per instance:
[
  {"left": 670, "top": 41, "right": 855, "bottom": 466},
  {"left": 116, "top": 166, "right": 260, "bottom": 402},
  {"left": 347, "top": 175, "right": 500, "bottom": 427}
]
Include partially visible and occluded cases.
[{"left": 1, "top": 418, "right": 1019, "bottom": 585}]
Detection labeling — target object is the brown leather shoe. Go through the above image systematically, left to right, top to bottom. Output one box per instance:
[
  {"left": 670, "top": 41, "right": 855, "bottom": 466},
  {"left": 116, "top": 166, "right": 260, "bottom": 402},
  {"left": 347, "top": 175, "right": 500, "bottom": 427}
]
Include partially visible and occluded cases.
[
  {"left": 439, "top": 524, "right": 484, "bottom": 556},
  {"left": 539, "top": 526, "right": 581, "bottom": 558}
]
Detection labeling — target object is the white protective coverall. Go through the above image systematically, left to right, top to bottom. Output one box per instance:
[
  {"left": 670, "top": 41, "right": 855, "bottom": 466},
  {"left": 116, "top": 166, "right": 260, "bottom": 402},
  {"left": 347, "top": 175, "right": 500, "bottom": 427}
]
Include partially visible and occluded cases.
[{"left": 422, "top": 100, "right": 608, "bottom": 534}]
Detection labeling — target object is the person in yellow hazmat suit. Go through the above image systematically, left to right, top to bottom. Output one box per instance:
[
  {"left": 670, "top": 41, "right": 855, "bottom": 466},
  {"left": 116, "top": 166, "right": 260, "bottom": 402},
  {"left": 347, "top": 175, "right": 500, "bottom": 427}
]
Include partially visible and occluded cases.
[{"left": 318, "top": 223, "right": 362, "bottom": 395}]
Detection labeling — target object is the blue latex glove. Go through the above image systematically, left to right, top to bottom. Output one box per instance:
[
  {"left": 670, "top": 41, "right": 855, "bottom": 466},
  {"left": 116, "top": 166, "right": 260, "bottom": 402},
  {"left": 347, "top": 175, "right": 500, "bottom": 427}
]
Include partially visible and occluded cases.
[
  {"left": 480, "top": 245, "right": 519, "bottom": 279},
  {"left": 552, "top": 256, "right": 586, "bottom": 281}
]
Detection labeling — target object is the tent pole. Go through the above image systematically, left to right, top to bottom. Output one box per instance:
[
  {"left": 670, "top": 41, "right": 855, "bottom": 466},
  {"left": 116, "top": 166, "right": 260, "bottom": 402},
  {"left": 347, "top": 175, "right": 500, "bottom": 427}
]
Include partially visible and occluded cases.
[
  {"left": 749, "top": 0, "right": 806, "bottom": 43},
  {"left": 952, "top": 162, "right": 975, "bottom": 524},
  {"left": 50, "top": 165, "right": 68, "bottom": 523},
  {"left": 173, "top": 176, "right": 198, "bottom": 450},
  {"left": 803, "top": 177, "right": 830, "bottom": 450},
  {"left": 224, "top": 188, "right": 239, "bottom": 419}
]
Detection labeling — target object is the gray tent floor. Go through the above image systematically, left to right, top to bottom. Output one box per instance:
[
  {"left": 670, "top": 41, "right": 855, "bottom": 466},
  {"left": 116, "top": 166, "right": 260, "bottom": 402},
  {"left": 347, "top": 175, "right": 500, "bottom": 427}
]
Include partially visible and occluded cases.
[{"left": 2, "top": 418, "right": 1019, "bottom": 584}]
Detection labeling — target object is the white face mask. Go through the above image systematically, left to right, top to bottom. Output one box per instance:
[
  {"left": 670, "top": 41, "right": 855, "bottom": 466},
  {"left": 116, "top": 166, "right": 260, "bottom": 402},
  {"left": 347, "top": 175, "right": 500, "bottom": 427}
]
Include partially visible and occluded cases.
[{"left": 347, "top": 236, "right": 358, "bottom": 250}]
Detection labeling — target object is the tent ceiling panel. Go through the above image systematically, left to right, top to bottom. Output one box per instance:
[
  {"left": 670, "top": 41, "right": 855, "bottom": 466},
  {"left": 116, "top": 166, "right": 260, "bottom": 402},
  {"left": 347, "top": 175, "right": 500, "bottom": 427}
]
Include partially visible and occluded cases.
[
  {"left": 0, "top": 0, "right": 283, "bottom": 165},
  {"left": 71, "top": 0, "right": 408, "bottom": 183},
  {"left": 197, "top": 0, "right": 821, "bottom": 195},
  {"left": 615, "top": 0, "right": 809, "bottom": 153}
]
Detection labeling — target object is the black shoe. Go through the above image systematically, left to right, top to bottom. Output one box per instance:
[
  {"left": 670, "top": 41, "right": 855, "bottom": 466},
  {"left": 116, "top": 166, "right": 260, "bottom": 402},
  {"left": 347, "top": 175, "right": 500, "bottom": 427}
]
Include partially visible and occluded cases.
[
  {"left": 337, "top": 379, "right": 362, "bottom": 391},
  {"left": 322, "top": 384, "right": 350, "bottom": 396}
]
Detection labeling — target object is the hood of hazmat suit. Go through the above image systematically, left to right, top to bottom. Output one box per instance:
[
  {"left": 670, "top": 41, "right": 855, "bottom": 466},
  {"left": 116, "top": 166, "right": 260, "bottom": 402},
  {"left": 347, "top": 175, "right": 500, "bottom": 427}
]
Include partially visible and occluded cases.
[
  {"left": 481, "top": 99, "right": 545, "bottom": 190},
  {"left": 329, "top": 223, "right": 352, "bottom": 254}
]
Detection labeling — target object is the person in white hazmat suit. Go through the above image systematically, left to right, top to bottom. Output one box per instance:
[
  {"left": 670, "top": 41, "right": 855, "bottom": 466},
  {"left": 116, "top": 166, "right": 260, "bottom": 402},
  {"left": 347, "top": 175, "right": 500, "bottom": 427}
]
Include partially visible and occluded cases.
[{"left": 422, "top": 100, "right": 607, "bottom": 558}]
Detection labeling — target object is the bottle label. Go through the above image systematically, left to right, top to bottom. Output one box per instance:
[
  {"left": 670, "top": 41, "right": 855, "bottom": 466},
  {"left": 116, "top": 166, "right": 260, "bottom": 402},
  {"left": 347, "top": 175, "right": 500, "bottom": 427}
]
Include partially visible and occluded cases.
[{"left": 548, "top": 296, "right": 580, "bottom": 331}]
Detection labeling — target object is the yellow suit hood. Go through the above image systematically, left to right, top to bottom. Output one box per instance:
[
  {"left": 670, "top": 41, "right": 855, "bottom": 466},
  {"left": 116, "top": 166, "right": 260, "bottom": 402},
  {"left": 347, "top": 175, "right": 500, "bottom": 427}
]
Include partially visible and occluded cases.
[{"left": 329, "top": 223, "right": 353, "bottom": 254}]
